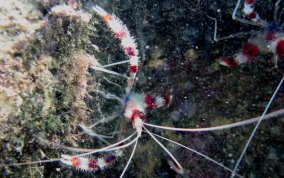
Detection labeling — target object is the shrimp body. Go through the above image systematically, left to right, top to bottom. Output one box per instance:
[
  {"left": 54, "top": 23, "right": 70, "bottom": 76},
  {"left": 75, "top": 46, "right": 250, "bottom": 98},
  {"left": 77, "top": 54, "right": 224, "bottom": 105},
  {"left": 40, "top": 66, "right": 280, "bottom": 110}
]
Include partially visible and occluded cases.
[{"left": 123, "top": 93, "right": 172, "bottom": 135}]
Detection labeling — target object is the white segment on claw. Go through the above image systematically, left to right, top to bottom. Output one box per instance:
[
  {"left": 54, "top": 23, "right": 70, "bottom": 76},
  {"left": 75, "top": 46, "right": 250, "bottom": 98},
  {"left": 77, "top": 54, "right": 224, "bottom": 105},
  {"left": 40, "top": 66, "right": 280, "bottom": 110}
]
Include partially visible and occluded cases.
[
  {"left": 243, "top": 3, "right": 254, "bottom": 15},
  {"left": 92, "top": 5, "right": 108, "bottom": 17},
  {"left": 107, "top": 16, "right": 128, "bottom": 33},
  {"left": 235, "top": 53, "right": 249, "bottom": 64},
  {"left": 129, "top": 56, "right": 139, "bottom": 66},
  {"left": 156, "top": 96, "right": 165, "bottom": 108},
  {"left": 133, "top": 118, "right": 143, "bottom": 136},
  {"left": 61, "top": 154, "right": 73, "bottom": 166},
  {"left": 77, "top": 157, "right": 90, "bottom": 171},
  {"left": 97, "top": 158, "right": 107, "bottom": 169}
]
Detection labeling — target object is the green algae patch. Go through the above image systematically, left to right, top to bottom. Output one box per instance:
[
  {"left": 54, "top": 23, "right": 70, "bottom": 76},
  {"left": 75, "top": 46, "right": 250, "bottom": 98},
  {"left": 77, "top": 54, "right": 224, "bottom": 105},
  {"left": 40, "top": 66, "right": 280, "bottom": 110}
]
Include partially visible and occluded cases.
[{"left": 0, "top": 1, "right": 96, "bottom": 177}]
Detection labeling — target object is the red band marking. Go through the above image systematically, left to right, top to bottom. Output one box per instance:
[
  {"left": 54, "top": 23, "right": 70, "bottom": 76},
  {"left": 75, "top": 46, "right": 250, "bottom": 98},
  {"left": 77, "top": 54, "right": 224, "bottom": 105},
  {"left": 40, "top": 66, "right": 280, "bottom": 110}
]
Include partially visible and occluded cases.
[
  {"left": 245, "top": 0, "right": 256, "bottom": 4},
  {"left": 247, "top": 11, "right": 257, "bottom": 20},
  {"left": 102, "top": 15, "right": 112, "bottom": 22},
  {"left": 115, "top": 31, "right": 127, "bottom": 39},
  {"left": 265, "top": 32, "right": 277, "bottom": 41},
  {"left": 276, "top": 39, "right": 284, "bottom": 58},
  {"left": 242, "top": 43, "right": 260, "bottom": 61},
  {"left": 125, "top": 47, "right": 136, "bottom": 56},
  {"left": 224, "top": 57, "right": 239, "bottom": 67},
  {"left": 129, "top": 65, "right": 138, "bottom": 73},
  {"left": 164, "top": 93, "right": 172, "bottom": 107},
  {"left": 145, "top": 95, "right": 157, "bottom": 111},
  {"left": 130, "top": 109, "right": 146, "bottom": 122},
  {"left": 71, "top": 157, "right": 81, "bottom": 168},
  {"left": 88, "top": 159, "right": 99, "bottom": 171}
]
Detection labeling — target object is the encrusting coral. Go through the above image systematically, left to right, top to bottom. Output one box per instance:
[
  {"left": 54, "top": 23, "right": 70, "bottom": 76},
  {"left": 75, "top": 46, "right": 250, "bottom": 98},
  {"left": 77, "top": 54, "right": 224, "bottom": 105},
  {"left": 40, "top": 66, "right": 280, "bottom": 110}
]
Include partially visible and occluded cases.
[{"left": 0, "top": 0, "right": 97, "bottom": 177}]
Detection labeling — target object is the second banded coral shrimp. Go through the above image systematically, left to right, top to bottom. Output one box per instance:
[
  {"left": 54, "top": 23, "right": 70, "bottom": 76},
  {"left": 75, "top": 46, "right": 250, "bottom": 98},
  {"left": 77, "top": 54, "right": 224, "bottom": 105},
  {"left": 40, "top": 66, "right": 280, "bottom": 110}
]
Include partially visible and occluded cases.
[
  {"left": 190, "top": 0, "right": 284, "bottom": 177},
  {"left": 212, "top": 0, "right": 284, "bottom": 70},
  {"left": 1, "top": 2, "right": 283, "bottom": 178}
]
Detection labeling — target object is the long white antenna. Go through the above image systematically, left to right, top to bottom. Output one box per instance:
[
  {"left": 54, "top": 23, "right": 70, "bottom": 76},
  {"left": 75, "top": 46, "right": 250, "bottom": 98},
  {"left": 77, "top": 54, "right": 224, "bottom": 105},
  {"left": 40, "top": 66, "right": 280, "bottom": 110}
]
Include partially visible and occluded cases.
[
  {"left": 231, "top": 76, "right": 284, "bottom": 177},
  {"left": 144, "top": 108, "right": 284, "bottom": 132},
  {"left": 143, "top": 126, "right": 184, "bottom": 174},
  {"left": 149, "top": 132, "right": 243, "bottom": 177},
  {"left": 76, "top": 133, "right": 139, "bottom": 157},
  {"left": 120, "top": 139, "right": 138, "bottom": 178},
  {"left": 1, "top": 158, "right": 61, "bottom": 167}
]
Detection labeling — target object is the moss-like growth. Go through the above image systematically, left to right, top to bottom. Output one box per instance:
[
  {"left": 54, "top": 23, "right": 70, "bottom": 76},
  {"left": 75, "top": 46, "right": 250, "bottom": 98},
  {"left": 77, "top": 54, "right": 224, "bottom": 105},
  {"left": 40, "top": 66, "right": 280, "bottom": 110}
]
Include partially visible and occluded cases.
[{"left": 0, "top": 1, "right": 96, "bottom": 177}]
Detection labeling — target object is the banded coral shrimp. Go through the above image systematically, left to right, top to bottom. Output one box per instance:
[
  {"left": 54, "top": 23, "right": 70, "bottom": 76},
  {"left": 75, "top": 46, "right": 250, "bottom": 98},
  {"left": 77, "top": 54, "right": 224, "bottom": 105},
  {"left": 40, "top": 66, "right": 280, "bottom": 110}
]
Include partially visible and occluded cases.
[
  {"left": 186, "top": 0, "right": 284, "bottom": 177},
  {"left": 209, "top": 0, "right": 284, "bottom": 69},
  {"left": 0, "top": 1, "right": 283, "bottom": 178}
]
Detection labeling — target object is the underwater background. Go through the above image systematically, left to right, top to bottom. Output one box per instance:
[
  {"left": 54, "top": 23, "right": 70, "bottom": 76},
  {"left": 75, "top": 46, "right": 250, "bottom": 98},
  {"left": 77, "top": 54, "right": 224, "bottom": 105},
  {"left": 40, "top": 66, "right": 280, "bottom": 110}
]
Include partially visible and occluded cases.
[{"left": 0, "top": 0, "right": 283, "bottom": 177}]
